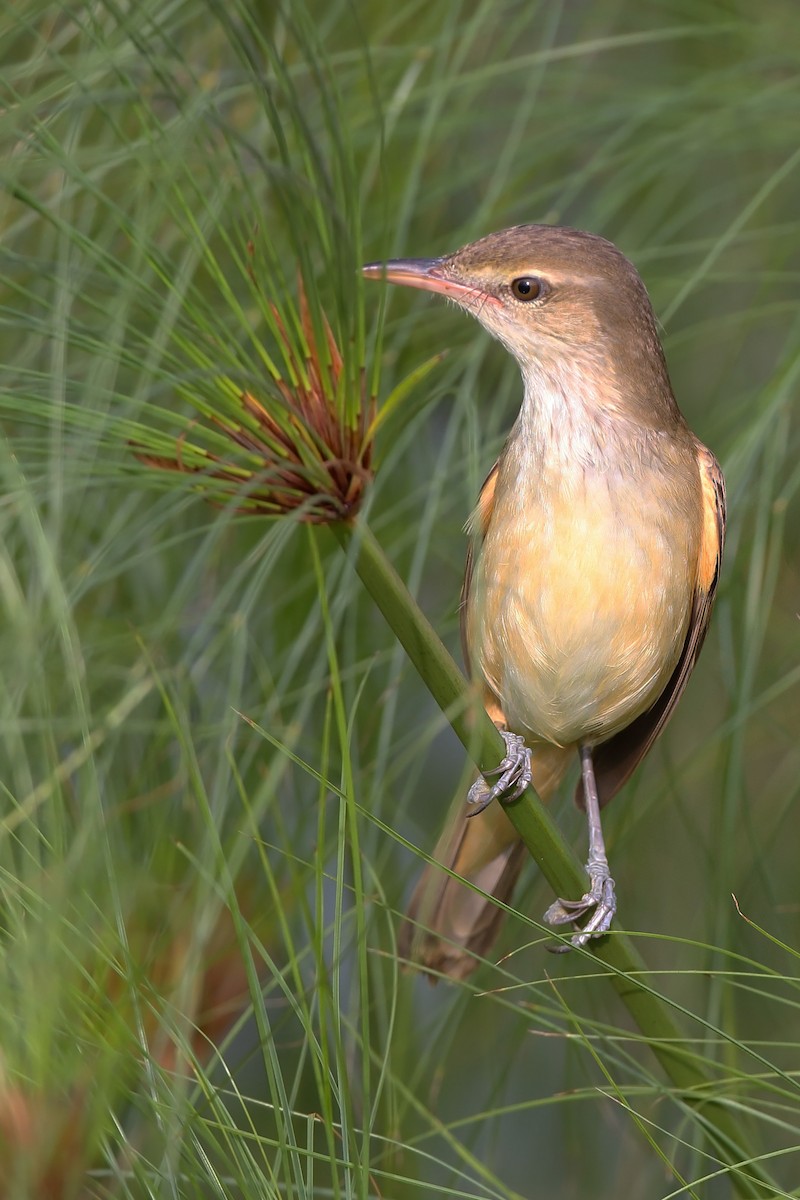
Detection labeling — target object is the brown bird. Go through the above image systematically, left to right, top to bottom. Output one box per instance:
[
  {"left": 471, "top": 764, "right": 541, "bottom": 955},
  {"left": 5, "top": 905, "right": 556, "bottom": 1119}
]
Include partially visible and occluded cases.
[{"left": 363, "top": 225, "right": 725, "bottom": 977}]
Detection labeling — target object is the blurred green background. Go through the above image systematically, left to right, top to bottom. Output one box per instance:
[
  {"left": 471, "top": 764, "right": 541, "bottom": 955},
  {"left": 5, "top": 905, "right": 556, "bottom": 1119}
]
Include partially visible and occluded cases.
[{"left": 1, "top": 0, "right": 799, "bottom": 1196}]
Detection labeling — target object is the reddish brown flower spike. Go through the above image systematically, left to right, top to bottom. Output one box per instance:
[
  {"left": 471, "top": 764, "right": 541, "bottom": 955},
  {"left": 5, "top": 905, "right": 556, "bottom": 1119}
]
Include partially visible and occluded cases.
[{"left": 137, "top": 278, "right": 375, "bottom": 523}]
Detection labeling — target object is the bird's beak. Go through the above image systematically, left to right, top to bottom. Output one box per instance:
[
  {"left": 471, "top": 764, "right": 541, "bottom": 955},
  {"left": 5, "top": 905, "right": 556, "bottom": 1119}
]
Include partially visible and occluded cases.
[{"left": 362, "top": 257, "right": 496, "bottom": 306}]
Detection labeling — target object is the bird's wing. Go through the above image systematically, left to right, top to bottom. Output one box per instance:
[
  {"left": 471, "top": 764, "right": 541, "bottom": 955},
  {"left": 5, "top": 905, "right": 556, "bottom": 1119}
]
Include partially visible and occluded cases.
[
  {"left": 585, "top": 443, "right": 726, "bottom": 809},
  {"left": 460, "top": 459, "right": 499, "bottom": 676}
]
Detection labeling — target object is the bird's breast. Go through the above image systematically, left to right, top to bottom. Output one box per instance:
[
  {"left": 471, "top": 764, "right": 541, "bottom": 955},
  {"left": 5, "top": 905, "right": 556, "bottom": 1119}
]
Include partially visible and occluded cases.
[{"left": 466, "top": 447, "right": 700, "bottom": 747}]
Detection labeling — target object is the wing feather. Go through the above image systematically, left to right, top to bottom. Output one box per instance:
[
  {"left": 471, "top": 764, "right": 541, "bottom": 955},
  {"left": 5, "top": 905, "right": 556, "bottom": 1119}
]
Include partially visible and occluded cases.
[
  {"left": 582, "top": 443, "right": 726, "bottom": 809},
  {"left": 460, "top": 460, "right": 499, "bottom": 676}
]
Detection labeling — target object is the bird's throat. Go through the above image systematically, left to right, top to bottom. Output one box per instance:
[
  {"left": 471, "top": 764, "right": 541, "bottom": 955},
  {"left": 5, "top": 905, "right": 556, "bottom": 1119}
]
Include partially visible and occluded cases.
[{"left": 506, "top": 356, "right": 630, "bottom": 482}]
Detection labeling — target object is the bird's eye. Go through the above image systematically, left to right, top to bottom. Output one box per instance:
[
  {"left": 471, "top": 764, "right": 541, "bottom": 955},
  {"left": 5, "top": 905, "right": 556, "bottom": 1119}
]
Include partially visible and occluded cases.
[{"left": 510, "top": 277, "right": 543, "bottom": 301}]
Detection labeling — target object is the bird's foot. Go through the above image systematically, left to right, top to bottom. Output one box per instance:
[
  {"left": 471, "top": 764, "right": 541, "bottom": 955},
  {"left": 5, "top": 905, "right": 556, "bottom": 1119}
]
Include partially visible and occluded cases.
[
  {"left": 466, "top": 731, "right": 532, "bottom": 817},
  {"left": 544, "top": 866, "right": 616, "bottom": 952}
]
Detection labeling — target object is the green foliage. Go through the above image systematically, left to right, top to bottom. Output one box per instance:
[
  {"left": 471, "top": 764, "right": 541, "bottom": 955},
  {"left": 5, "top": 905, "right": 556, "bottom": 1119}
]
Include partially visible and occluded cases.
[{"left": 1, "top": 0, "right": 799, "bottom": 1196}]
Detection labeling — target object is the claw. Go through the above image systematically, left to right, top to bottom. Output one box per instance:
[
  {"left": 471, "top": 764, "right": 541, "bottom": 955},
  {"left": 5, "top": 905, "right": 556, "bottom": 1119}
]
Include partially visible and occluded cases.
[
  {"left": 466, "top": 730, "right": 532, "bottom": 817},
  {"left": 466, "top": 737, "right": 619, "bottom": 952},
  {"left": 543, "top": 743, "right": 618, "bottom": 952},
  {"left": 544, "top": 870, "right": 616, "bottom": 952}
]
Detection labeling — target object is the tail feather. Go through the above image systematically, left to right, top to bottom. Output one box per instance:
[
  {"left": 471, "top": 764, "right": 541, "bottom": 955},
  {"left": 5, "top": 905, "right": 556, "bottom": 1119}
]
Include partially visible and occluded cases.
[
  {"left": 399, "top": 742, "right": 571, "bottom": 980},
  {"left": 399, "top": 806, "right": 525, "bottom": 980}
]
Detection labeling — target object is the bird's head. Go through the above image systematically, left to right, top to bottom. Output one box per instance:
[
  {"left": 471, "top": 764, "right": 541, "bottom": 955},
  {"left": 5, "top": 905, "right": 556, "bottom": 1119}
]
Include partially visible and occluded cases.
[{"left": 364, "top": 224, "right": 676, "bottom": 424}]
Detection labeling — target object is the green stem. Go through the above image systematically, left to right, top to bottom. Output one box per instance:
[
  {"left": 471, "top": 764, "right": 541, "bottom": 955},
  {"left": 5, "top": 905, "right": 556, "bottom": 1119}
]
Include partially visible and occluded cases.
[{"left": 332, "top": 516, "right": 777, "bottom": 1200}]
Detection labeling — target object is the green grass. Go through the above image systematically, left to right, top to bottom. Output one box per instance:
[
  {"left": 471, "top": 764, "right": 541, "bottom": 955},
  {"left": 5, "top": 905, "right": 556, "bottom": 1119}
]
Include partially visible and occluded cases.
[{"left": 1, "top": 0, "right": 799, "bottom": 1196}]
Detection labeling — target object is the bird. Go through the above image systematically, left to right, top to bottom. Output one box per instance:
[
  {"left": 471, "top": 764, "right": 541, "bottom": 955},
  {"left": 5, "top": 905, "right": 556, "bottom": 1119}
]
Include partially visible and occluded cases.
[{"left": 363, "top": 225, "right": 725, "bottom": 977}]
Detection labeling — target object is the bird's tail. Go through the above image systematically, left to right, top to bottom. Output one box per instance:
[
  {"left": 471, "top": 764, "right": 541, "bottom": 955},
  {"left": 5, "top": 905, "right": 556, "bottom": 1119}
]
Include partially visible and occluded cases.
[{"left": 398, "top": 742, "right": 571, "bottom": 980}]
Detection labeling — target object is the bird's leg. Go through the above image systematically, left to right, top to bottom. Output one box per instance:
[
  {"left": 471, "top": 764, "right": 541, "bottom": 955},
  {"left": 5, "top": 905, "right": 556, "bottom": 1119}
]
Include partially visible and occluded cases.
[
  {"left": 466, "top": 730, "right": 533, "bottom": 817},
  {"left": 544, "top": 744, "right": 616, "bottom": 950}
]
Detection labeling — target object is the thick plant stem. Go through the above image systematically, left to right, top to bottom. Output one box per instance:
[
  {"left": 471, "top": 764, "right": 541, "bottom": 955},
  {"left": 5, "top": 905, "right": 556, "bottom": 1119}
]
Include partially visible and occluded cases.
[{"left": 331, "top": 516, "right": 776, "bottom": 1200}]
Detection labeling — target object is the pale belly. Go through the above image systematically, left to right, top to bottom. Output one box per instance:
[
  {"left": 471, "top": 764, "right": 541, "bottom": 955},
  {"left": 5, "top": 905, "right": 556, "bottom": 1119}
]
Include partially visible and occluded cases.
[{"left": 467, "top": 480, "right": 698, "bottom": 747}]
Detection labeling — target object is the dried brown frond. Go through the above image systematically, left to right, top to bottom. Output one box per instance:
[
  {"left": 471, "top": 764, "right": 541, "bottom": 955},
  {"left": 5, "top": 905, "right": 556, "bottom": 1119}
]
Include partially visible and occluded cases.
[
  {"left": 0, "top": 883, "right": 269, "bottom": 1197},
  {"left": 0, "top": 1069, "right": 92, "bottom": 1200}
]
